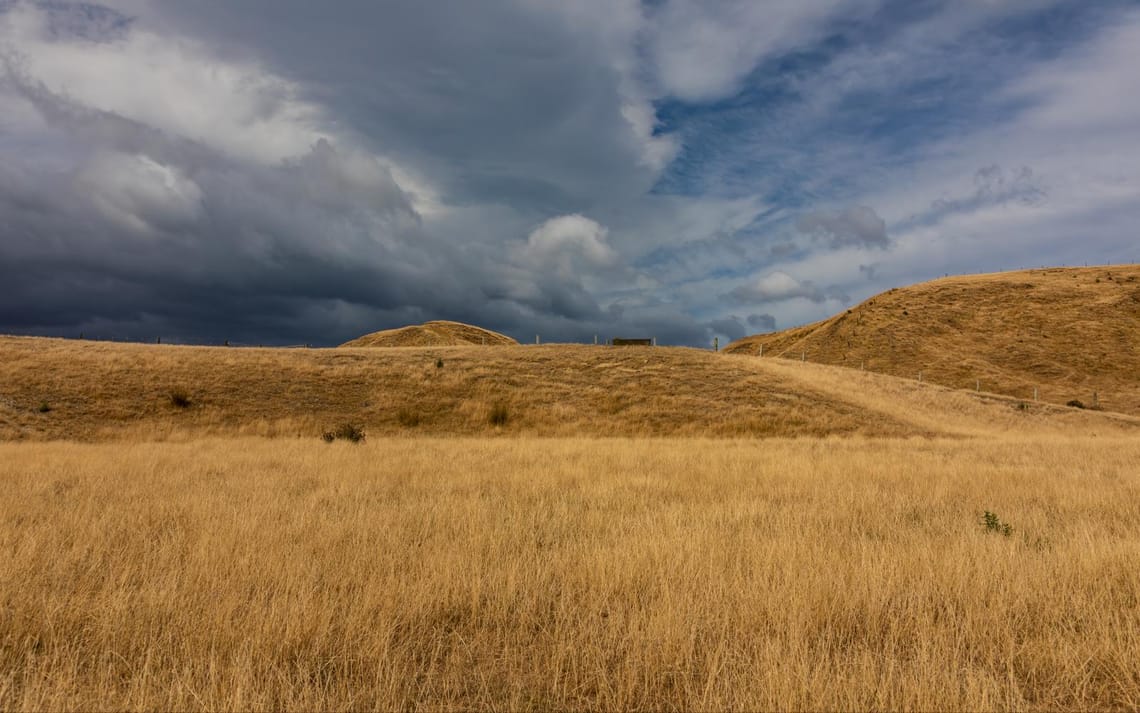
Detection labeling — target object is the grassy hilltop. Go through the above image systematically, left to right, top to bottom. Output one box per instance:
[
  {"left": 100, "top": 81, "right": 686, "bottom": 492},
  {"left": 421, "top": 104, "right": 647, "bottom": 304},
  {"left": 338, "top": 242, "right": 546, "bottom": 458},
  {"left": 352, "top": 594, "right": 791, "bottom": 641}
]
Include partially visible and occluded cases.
[{"left": 727, "top": 265, "right": 1140, "bottom": 415}]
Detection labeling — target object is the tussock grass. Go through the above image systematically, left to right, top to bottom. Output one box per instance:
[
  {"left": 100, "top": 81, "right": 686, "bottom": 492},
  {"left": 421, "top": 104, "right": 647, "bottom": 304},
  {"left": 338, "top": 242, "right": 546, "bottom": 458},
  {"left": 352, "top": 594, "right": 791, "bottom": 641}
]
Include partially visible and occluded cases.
[
  {"left": 727, "top": 265, "right": 1140, "bottom": 415},
  {"left": 2, "top": 436, "right": 1139, "bottom": 711}
]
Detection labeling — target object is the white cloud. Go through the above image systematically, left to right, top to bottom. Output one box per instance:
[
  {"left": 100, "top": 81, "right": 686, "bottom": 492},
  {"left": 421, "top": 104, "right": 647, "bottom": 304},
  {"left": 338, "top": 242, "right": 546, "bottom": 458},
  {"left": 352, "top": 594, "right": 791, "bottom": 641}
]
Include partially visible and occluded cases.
[
  {"left": 0, "top": 3, "right": 324, "bottom": 164},
  {"left": 76, "top": 151, "right": 203, "bottom": 235},
  {"left": 521, "top": 214, "right": 617, "bottom": 274}
]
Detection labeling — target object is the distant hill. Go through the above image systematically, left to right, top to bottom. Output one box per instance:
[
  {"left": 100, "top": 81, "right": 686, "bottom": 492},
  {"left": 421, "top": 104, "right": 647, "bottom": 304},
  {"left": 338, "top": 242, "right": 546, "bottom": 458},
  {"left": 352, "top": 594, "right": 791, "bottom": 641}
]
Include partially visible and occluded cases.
[
  {"left": 726, "top": 265, "right": 1140, "bottom": 415},
  {"left": 340, "top": 320, "right": 518, "bottom": 347},
  {"left": 1, "top": 335, "right": 1135, "bottom": 441}
]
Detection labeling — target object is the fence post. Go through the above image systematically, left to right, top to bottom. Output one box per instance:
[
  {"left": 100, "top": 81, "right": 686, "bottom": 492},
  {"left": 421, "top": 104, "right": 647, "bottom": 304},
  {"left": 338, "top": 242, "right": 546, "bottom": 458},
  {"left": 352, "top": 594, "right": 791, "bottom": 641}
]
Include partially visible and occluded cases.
[
  {"left": 536, "top": 335, "right": 540, "bottom": 345},
  {"left": 594, "top": 335, "right": 598, "bottom": 345},
  {"left": 759, "top": 344, "right": 763, "bottom": 357},
  {"left": 801, "top": 351, "right": 805, "bottom": 362},
  {"left": 918, "top": 371, "right": 923, "bottom": 383},
  {"left": 976, "top": 379, "right": 980, "bottom": 392},
  {"left": 1034, "top": 387, "right": 1039, "bottom": 402},
  {"left": 1093, "top": 391, "right": 1099, "bottom": 408}
]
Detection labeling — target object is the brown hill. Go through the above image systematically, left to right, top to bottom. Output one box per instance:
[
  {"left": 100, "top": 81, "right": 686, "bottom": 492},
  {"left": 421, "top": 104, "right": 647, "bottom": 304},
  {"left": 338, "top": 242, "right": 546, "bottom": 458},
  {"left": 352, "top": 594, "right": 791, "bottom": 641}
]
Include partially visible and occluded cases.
[
  {"left": 726, "top": 265, "right": 1140, "bottom": 415},
  {"left": 341, "top": 320, "right": 518, "bottom": 347},
  {"left": 1, "top": 336, "right": 1135, "bottom": 441}
]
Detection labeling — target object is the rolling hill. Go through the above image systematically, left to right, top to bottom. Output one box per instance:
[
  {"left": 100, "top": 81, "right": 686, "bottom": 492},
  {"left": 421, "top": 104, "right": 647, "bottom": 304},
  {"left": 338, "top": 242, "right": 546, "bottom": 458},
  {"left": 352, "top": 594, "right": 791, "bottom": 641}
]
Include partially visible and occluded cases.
[
  {"left": 726, "top": 265, "right": 1140, "bottom": 415},
  {"left": 340, "top": 320, "right": 518, "bottom": 347},
  {"left": 1, "top": 335, "right": 1135, "bottom": 441}
]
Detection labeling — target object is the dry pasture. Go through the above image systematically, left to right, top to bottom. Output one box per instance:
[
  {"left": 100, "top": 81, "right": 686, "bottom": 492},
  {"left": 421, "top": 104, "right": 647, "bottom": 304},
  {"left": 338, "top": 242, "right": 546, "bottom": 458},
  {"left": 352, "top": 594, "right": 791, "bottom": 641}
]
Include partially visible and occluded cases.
[{"left": 2, "top": 436, "right": 1140, "bottom": 711}]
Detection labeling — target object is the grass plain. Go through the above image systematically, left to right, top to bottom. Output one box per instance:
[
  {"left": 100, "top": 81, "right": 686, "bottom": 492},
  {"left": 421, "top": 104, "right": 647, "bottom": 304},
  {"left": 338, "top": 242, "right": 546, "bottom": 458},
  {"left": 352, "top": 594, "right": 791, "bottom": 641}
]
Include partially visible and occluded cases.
[{"left": 2, "top": 437, "right": 1139, "bottom": 711}]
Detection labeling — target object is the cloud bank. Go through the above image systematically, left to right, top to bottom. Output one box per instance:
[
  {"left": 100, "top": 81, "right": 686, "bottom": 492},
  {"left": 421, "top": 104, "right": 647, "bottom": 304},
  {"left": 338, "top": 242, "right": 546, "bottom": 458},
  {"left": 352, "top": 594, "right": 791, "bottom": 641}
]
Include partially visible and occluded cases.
[{"left": 1, "top": 0, "right": 1139, "bottom": 346}]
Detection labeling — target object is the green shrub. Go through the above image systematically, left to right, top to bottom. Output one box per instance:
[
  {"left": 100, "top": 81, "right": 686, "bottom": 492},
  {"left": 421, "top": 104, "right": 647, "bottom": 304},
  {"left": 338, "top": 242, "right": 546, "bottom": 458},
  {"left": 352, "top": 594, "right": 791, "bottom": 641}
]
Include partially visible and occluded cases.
[
  {"left": 436, "top": 358, "right": 444, "bottom": 369},
  {"left": 169, "top": 389, "right": 192, "bottom": 409},
  {"left": 1066, "top": 399, "right": 1085, "bottom": 409},
  {"left": 37, "top": 402, "right": 51, "bottom": 413},
  {"left": 981, "top": 510, "right": 1013, "bottom": 537}
]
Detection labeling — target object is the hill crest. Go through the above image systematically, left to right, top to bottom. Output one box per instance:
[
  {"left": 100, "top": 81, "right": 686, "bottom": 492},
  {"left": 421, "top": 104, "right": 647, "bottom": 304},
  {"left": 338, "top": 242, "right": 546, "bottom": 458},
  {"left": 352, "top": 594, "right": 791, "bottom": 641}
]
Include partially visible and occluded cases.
[
  {"left": 726, "top": 265, "right": 1140, "bottom": 414},
  {"left": 340, "top": 320, "right": 518, "bottom": 348}
]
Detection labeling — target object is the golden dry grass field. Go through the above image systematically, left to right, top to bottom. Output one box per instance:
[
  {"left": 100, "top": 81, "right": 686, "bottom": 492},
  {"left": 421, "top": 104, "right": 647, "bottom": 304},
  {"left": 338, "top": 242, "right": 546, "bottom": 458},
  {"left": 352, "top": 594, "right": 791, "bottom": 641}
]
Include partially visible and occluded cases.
[
  {"left": 727, "top": 265, "right": 1140, "bottom": 415},
  {"left": 2, "top": 313, "right": 1140, "bottom": 711},
  {"left": 2, "top": 437, "right": 1139, "bottom": 711}
]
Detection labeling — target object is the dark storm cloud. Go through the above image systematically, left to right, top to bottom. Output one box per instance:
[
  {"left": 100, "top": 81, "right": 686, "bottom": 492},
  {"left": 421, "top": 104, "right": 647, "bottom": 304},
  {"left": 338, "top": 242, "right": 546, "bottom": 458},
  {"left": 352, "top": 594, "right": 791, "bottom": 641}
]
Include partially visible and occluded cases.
[
  {"left": 0, "top": 0, "right": 720, "bottom": 345},
  {"left": 142, "top": 0, "right": 658, "bottom": 210},
  {"left": 0, "top": 70, "right": 633, "bottom": 344},
  {"left": 746, "top": 313, "right": 777, "bottom": 332},
  {"left": 706, "top": 316, "right": 746, "bottom": 342}
]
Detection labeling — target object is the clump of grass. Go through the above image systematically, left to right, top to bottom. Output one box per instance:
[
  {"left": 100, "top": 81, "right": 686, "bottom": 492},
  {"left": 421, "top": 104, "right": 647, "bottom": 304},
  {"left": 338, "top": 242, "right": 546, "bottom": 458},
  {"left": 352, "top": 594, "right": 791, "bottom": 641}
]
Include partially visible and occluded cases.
[
  {"left": 436, "top": 358, "right": 444, "bottom": 369},
  {"left": 168, "top": 388, "right": 192, "bottom": 409},
  {"left": 1066, "top": 399, "right": 1085, "bottom": 409},
  {"left": 37, "top": 402, "right": 52, "bottom": 413},
  {"left": 488, "top": 402, "right": 510, "bottom": 427},
  {"left": 1015, "top": 402, "right": 1030, "bottom": 412},
  {"left": 397, "top": 408, "right": 421, "bottom": 428},
  {"left": 322, "top": 422, "right": 365, "bottom": 443},
  {"left": 981, "top": 510, "right": 1014, "bottom": 537}
]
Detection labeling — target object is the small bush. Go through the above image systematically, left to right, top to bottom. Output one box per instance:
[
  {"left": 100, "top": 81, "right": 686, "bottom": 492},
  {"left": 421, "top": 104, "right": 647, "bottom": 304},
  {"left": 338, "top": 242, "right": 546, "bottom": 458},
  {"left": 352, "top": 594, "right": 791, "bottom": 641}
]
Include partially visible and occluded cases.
[
  {"left": 436, "top": 358, "right": 444, "bottom": 369},
  {"left": 169, "top": 389, "right": 192, "bottom": 409},
  {"left": 1066, "top": 399, "right": 1085, "bottom": 409},
  {"left": 1015, "top": 401, "right": 1030, "bottom": 411},
  {"left": 37, "top": 402, "right": 51, "bottom": 413},
  {"left": 488, "top": 402, "right": 510, "bottom": 427},
  {"left": 397, "top": 408, "right": 421, "bottom": 428},
  {"left": 322, "top": 422, "right": 366, "bottom": 443},
  {"left": 981, "top": 510, "right": 1014, "bottom": 537}
]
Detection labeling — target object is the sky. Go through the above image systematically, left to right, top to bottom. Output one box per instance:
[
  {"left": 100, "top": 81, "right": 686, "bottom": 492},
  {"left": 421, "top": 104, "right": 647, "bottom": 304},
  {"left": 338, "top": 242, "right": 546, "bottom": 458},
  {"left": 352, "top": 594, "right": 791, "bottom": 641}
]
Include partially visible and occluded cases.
[{"left": 1, "top": 0, "right": 1138, "bottom": 347}]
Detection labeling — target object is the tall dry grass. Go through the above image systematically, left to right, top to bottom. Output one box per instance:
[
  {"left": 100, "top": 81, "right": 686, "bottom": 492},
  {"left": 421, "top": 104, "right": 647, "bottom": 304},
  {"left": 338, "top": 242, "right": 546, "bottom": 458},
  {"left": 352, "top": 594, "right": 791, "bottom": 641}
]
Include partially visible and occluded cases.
[{"left": 3, "top": 436, "right": 1139, "bottom": 711}]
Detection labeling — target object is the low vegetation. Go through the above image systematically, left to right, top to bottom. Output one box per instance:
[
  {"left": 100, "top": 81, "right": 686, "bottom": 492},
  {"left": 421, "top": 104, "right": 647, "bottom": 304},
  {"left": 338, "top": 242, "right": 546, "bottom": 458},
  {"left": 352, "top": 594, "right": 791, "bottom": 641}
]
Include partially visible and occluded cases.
[
  {"left": 168, "top": 388, "right": 192, "bottom": 409},
  {"left": 321, "top": 422, "right": 365, "bottom": 443},
  {"left": 2, "top": 437, "right": 1138, "bottom": 711}
]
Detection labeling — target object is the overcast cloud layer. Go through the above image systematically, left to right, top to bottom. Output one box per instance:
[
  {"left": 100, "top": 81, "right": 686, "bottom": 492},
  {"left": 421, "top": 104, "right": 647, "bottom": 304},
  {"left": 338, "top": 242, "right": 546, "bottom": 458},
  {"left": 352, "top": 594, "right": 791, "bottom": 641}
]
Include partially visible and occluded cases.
[{"left": 1, "top": 0, "right": 1138, "bottom": 346}]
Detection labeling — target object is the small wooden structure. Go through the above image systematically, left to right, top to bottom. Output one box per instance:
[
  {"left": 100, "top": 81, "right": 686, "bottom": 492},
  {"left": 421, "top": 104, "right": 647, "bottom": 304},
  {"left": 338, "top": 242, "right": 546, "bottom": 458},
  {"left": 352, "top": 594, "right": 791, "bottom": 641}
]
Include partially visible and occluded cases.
[{"left": 612, "top": 338, "right": 654, "bottom": 346}]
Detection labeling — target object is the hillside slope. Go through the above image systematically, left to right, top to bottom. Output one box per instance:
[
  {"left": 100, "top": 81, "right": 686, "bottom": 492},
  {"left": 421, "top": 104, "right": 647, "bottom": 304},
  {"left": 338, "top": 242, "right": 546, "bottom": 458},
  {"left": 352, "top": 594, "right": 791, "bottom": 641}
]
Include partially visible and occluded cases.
[
  {"left": 726, "top": 266, "right": 1140, "bottom": 415},
  {"left": 341, "top": 320, "right": 518, "bottom": 347},
  {"left": 1, "top": 336, "right": 1134, "bottom": 441}
]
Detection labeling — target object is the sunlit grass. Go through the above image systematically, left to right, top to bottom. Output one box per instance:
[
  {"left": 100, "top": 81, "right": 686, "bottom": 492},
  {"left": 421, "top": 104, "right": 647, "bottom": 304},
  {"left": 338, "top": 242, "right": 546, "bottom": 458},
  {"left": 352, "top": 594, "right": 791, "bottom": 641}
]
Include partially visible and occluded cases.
[{"left": 2, "top": 436, "right": 1138, "bottom": 711}]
